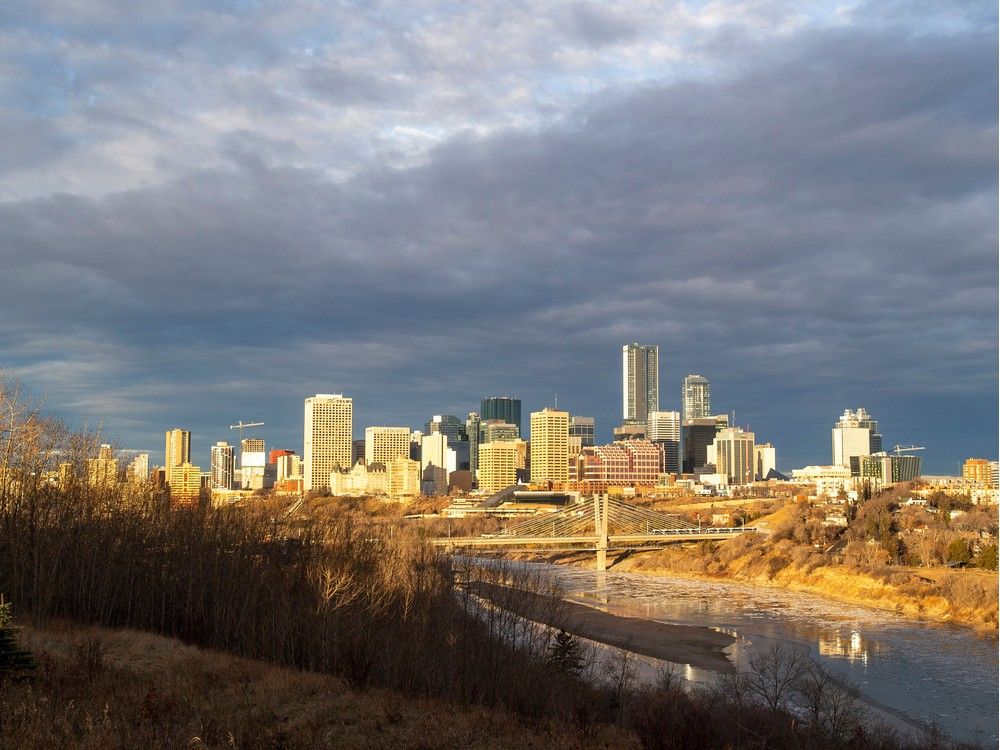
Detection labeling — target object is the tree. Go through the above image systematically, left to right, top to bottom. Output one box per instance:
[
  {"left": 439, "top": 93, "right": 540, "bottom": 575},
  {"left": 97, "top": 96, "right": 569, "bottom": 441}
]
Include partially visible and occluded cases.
[
  {"left": 945, "top": 537, "right": 972, "bottom": 565},
  {"left": 975, "top": 542, "right": 998, "bottom": 571},
  {"left": 0, "top": 599, "right": 34, "bottom": 678},
  {"left": 546, "top": 628, "right": 584, "bottom": 675},
  {"left": 746, "top": 644, "right": 808, "bottom": 712}
]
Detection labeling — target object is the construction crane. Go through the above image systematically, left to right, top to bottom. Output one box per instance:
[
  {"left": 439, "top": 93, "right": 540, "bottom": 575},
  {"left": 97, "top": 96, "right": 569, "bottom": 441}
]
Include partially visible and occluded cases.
[
  {"left": 229, "top": 420, "right": 265, "bottom": 446},
  {"left": 892, "top": 444, "right": 925, "bottom": 455}
]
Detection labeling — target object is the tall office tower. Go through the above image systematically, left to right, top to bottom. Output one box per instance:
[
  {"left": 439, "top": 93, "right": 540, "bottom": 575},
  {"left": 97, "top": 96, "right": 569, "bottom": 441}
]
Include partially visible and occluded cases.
[
  {"left": 622, "top": 343, "right": 659, "bottom": 422},
  {"left": 682, "top": 374, "right": 711, "bottom": 421},
  {"left": 304, "top": 394, "right": 353, "bottom": 492},
  {"left": 480, "top": 396, "right": 522, "bottom": 437},
  {"left": 832, "top": 407, "right": 882, "bottom": 474},
  {"left": 530, "top": 408, "right": 569, "bottom": 483},
  {"left": 648, "top": 411, "right": 681, "bottom": 473},
  {"left": 465, "top": 412, "right": 481, "bottom": 477},
  {"left": 424, "top": 414, "right": 465, "bottom": 443},
  {"left": 569, "top": 416, "right": 596, "bottom": 447},
  {"left": 682, "top": 417, "right": 725, "bottom": 473},
  {"left": 480, "top": 419, "right": 519, "bottom": 444},
  {"left": 365, "top": 427, "right": 412, "bottom": 467},
  {"left": 164, "top": 428, "right": 191, "bottom": 473},
  {"left": 714, "top": 428, "right": 756, "bottom": 485},
  {"left": 420, "top": 432, "right": 453, "bottom": 496},
  {"left": 210, "top": 441, "right": 235, "bottom": 490},
  {"left": 478, "top": 441, "right": 520, "bottom": 494},
  {"left": 755, "top": 443, "right": 776, "bottom": 480},
  {"left": 87, "top": 444, "right": 118, "bottom": 487},
  {"left": 128, "top": 452, "right": 149, "bottom": 483},
  {"left": 167, "top": 462, "right": 201, "bottom": 507}
]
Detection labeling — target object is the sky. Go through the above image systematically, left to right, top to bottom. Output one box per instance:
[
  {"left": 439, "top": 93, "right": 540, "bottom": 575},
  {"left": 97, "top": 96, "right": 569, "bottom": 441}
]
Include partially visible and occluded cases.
[{"left": 0, "top": 0, "right": 996, "bottom": 474}]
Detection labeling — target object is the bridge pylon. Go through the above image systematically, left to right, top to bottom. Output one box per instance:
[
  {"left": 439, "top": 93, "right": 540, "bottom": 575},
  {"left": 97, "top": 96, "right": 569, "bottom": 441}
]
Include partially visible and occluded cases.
[{"left": 594, "top": 494, "right": 610, "bottom": 571}]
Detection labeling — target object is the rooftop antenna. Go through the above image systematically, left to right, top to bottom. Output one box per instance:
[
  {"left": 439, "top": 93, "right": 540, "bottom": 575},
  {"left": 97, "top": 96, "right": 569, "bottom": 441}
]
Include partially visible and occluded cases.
[{"left": 554, "top": 393, "right": 558, "bottom": 409}]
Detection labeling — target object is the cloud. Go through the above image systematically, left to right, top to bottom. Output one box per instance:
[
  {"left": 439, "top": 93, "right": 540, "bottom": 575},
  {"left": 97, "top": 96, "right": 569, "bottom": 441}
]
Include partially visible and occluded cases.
[{"left": 0, "top": 2, "right": 995, "bottom": 472}]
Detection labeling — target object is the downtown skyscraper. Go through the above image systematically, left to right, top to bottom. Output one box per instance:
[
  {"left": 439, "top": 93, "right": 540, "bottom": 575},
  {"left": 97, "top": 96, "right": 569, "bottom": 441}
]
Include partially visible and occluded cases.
[
  {"left": 622, "top": 343, "right": 659, "bottom": 423},
  {"left": 682, "top": 374, "right": 711, "bottom": 421},
  {"left": 303, "top": 394, "right": 353, "bottom": 492}
]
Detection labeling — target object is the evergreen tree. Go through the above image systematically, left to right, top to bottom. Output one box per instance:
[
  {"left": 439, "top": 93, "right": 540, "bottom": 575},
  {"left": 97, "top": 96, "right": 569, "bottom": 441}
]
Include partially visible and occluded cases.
[
  {"left": 0, "top": 599, "right": 34, "bottom": 677},
  {"left": 547, "top": 628, "right": 583, "bottom": 674}
]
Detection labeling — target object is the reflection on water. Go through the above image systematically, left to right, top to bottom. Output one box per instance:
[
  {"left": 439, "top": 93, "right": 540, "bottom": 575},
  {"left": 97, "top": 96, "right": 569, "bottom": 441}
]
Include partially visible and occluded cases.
[
  {"left": 522, "top": 561, "right": 997, "bottom": 747},
  {"left": 817, "top": 629, "right": 877, "bottom": 663}
]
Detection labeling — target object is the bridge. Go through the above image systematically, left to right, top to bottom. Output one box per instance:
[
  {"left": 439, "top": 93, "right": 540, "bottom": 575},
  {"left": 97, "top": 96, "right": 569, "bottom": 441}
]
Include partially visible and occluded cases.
[{"left": 431, "top": 495, "right": 755, "bottom": 571}]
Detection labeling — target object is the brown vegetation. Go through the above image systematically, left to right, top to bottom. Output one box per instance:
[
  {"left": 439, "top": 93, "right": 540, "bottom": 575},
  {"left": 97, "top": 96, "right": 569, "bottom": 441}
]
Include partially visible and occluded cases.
[{"left": 2, "top": 620, "right": 634, "bottom": 749}]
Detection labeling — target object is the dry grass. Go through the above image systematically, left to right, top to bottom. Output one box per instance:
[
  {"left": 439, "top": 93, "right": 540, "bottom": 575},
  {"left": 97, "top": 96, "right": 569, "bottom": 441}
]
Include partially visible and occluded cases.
[{"left": 3, "top": 620, "right": 636, "bottom": 750}]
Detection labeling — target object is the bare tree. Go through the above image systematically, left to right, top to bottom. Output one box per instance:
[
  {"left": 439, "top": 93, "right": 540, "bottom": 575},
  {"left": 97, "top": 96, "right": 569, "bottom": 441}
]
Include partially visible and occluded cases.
[{"left": 745, "top": 644, "right": 808, "bottom": 712}]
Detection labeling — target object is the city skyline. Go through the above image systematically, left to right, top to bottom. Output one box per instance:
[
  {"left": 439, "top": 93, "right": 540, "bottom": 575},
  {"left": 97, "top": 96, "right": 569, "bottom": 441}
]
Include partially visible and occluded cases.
[
  {"left": 0, "top": 3, "right": 994, "bottom": 476},
  {"left": 28, "top": 363, "right": 995, "bottom": 477}
]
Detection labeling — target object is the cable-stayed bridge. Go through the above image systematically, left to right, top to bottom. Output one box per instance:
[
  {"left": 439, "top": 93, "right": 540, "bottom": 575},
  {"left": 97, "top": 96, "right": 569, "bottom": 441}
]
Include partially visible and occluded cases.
[{"left": 430, "top": 495, "right": 754, "bottom": 571}]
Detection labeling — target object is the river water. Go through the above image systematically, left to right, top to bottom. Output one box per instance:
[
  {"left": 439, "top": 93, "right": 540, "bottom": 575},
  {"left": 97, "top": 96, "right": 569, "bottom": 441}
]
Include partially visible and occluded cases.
[{"left": 518, "top": 561, "right": 998, "bottom": 746}]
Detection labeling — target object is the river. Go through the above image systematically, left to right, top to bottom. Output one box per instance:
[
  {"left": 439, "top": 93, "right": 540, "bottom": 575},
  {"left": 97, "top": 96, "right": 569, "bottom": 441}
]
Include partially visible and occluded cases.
[{"left": 517, "top": 561, "right": 998, "bottom": 746}]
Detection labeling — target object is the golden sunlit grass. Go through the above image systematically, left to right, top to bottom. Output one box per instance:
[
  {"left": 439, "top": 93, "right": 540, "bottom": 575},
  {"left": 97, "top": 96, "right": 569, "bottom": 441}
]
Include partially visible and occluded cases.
[{"left": 4, "top": 620, "right": 636, "bottom": 750}]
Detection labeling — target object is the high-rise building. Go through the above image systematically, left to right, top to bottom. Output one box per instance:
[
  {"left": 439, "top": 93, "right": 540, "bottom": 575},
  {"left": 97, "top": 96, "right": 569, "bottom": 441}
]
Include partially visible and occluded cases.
[
  {"left": 622, "top": 344, "right": 659, "bottom": 422},
  {"left": 682, "top": 375, "right": 711, "bottom": 421},
  {"left": 304, "top": 394, "right": 353, "bottom": 492},
  {"left": 480, "top": 397, "right": 522, "bottom": 437},
  {"left": 530, "top": 408, "right": 569, "bottom": 483},
  {"left": 832, "top": 408, "right": 882, "bottom": 474},
  {"left": 648, "top": 411, "right": 680, "bottom": 473},
  {"left": 466, "top": 412, "right": 481, "bottom": 477},
  {"left": 424, "top": 414, "right": 465, "bottom": 442},
  {"left": 569, "top": 416, "right": 596, "bottom": 447},
  {"left": 682, "top": 417, "right": 725, "bottom": 473},
  {"left": 480, "top": 419, "right": 519, "bottom": 444},
  {"left": 365, "top": 427, "right": 412, "bottom": 467},
  {"left": 164, "top": 428, "right": 191, "bottom": 473},
  {"left": 714, "top": 428, "right": 755, "bottom": 485},
  {"left": 420, "top": 432, "right": 454, "bottom": 496},
  {"left": 240, "top": 438, "right": 267, "bottom": 490},
  {"left": 478, "top": 441, "right": 520, "bottom": 494},
  {"left": 210, "top": 442, "right": 235, "bottom": 490},
  {"left": 755, "top": 443, "right": 776, "bottom": 480},
  {"left": 87, "top": 444, "right": 118, "bottom": 487},
  {"left": 128, "top": 452, "right": 149, "bottom": 483},
  {"left": 276, "top": 453, "right": 302, "bottom": 482},
  {"left": 858, "top": 453, "right": 921, "bottom": 488},
  {"left": 386, "top": 456, "right": 421, "bottom": 499},
  {"left": 962, "top": 458, "right": 994, "bottom": 486},
  {"left": 167, "top": 462, "right": 202, "bottom": 507}
]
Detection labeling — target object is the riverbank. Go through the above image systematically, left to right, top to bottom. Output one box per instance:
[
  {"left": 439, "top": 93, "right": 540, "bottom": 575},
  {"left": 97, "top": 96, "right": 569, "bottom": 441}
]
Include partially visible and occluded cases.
[
  {"left": 518, "top": 543, "right": 999, "bottom": 637},
  {"left": 469, "top": 581, "right": 735, "bottom": 672}
]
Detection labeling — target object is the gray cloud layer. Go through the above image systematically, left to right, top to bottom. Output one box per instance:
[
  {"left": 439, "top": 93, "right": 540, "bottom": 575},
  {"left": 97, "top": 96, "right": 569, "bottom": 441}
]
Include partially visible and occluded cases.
[{"left": 0, "top": 2, "right": 995, "bottom": 471}]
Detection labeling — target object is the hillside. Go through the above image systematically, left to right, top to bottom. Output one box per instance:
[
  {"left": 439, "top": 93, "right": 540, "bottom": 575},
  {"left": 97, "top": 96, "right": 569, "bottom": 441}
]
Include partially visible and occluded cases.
[{"left": 3, "top": 620, "right": 635, "bottom": 749}]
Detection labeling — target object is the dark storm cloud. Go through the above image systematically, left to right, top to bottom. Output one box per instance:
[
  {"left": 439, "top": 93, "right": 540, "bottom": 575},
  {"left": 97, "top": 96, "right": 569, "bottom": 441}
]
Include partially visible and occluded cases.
[{"left": 0, "top": 6, "right": 995, "bottom": 471}]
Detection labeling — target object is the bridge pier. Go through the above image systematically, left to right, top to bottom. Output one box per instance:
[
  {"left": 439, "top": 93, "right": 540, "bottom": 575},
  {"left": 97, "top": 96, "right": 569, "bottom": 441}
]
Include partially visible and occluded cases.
[{"left": 594, "top": 494, "right": 609, "bottom": 572}]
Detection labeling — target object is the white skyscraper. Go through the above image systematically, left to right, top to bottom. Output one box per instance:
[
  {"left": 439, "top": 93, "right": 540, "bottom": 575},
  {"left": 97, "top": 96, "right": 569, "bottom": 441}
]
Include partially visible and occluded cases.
[
  {"left": 622, "top": 343, "right": 659, "bottom": 422},
  {"left": 682, "top": 374, "right": 711, "bottom": 421},
  {"left": 304, "top": 394, "right": 353, "bottom": 492},
  {"left": 832, "top": 407, "right": 882, "bottom": 473},
  {"left": 420, "top": 432, "right": 454, "bottom": 496},
  {"left": 210, "top": 441, "right": 235, "bottom": 490}
]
